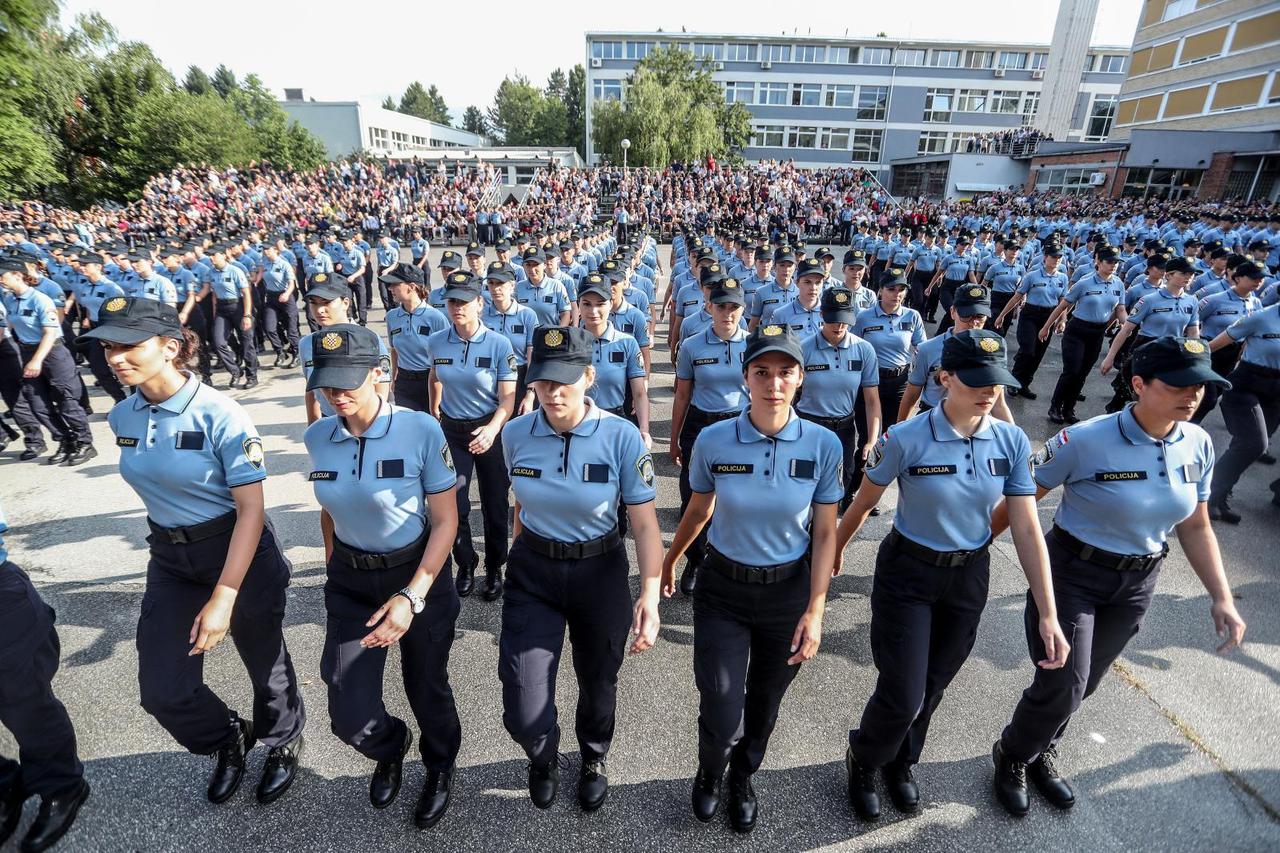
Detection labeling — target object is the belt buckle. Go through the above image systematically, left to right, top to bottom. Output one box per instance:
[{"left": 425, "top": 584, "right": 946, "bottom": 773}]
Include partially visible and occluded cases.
[
  {"left": 168, "top": 527, "right": 190, "bottom": 545},
  {"left": 944, "top": 550, "right": 968, "bottom": 568}
]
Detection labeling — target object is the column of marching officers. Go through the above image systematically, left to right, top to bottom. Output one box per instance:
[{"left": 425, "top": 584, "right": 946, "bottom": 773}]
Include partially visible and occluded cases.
[{"left": 0, "top": 224, "right": 1257, "bottom": 851}]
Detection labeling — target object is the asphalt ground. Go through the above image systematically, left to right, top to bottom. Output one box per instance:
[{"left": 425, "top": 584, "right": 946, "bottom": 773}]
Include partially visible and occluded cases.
[{"left": 2, "top": 244, "right": 1278, "bottom": 852}]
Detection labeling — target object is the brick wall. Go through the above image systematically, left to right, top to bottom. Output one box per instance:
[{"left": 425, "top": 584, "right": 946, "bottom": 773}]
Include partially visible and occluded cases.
[
  {"left": 1025, "top": 150, "right": 1124, "bottom": 196},
  {"left": 1199, "top": 152, "right": 1236, "bottom": 200}
]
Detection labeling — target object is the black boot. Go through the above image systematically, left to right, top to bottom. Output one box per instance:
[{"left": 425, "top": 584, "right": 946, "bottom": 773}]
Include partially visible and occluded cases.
[
  {"left": 1047, "top": 407, "right": 1066, "bottom": 425},
  {"left": 47, "top": 440, "right": 74, "bottom": 465},
  {"left": 63, "top": 443, "right": 97, "bottom": 467},
  {"left": 19, "top": 446, "right": 45, "bottom": 462},
  {"left": 1209, "top": 499, "right": 1242, "bottom": 524},
  {"left": 455, "top": 560, "right": 476, "bottom": 598},
  {"left": 679, "top": 563, "right": 697, "bottom": 596},
  {"left": 481, "top": 566, "right": 504, "bottom": 602},
  {"left": 207, "top": 716, "right": 255, "bottom": 804},
  {"left": 370, "top": 729, "right": 412, "bottom": 809},
  {"left": 256, "top": 734, "right": 304, "bottom": 805},
  {"left": 992, "top": 741, "right": 1029, "bottom": 817},
  {"left": 846, "top": 745, "right": 880, "bottom": 821},
  {"left": 1028, "top": 745, "right": 1075, "bottom": 809},
  {"left": 527, "top": 757, "right": 560, "bottom": 810},
  {"left": 577, "top": 760, "right": 608, "bottom": 812},
  {"left": 884, "top": 761, "right": 920, "bottom": 814},
  {"left": 414, "top": 765, "right": 453, "bottom": 829},
  {"left": 690, "top": 765, "right": 722, "bottom": 822},
  {"left": 727, "top": 772, "right": 757, "bottom": 834},
  {"left": 1, "top": 777, "right": 26, "bottom": 846},
  {"left": 19, "top": 780, "right": 89, "bottom": 853}
]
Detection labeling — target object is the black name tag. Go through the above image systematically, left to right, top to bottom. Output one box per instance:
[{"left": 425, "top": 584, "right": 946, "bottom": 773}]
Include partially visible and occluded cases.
[
  {"left": 512, "top": 324, "right": 525, "bottom": 333},
  {"left": 863, "top": 325, "right": 885, "bottom": 333},
  {"left": 418, "top": 326, "right": 432, "bottom": 335},
  {"left": 609, "top": 350, "right": 626, "bottom": 363},
  {"left": 433, "top": 357, "right": 453, "bottom": 365},
  {"left": 475, "top": 357, "right": 492, "bottom": 368},
  {"left": 693, "top": 357, "right": 719, "bottom": 366},
  {"left": 804, "top": 363, "right": 830, "bottom": 371},
  {"left": 175, "top": 431, "right": 205, "bottom": 450},
  {"left": 116, "top": 436, "right": 139, "bottom": 447},
  {"left": 987, "top": 457, "right": 1011, "bottom": 476},
  {"left": 376, "top": 459, "right": 404, "bottom": 478},
  {"left": 790, "top": 459, "right": 816, "bottom": 478},
  {"left": 583, "top": 463, "right": 610, "bottom": 483},
  {"left": 713, "top": 463, "right": 754, "bottom": 474},
  {"left": 1181, "top": 463, "right": 1203, "bottom": 483},
  {"left": 908, "top": 465, "right": 957, "bottom": 476},
  {"left": 511, "top": 466, "right": 541, "bottom": 478},
  {"left": 309, "top": 470, "right": 338, "bottom": 481},
  {"left": 1095, "top": 470, "right": 1147, "bottom": 481}
]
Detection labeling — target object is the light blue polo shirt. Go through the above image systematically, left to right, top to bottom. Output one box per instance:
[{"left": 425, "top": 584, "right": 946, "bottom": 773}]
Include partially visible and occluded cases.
[
  {"left": 210, "top": 264, "right": 250, "bottom": 300},
  {"left": 1064, "top": 273, "right": 1124, "bottom": 324},
  {"left": 515, "top": 278, "right": 570, "bottom": 326},
  {"left": 749, "top": 279, "right": 798, "bottom": 320},
  {"left": 1126, "top": 288, "right": 1199, "bottom": 337},
  {"left": 0, "top": 289, "right": 60, "bottom": 344},
  {"left": 1198, "top": 289, "right": 1261, "bottom": 341},
  {"left": 765, "top": 297, "right": 824, "bottom": 337},
  {"left": 482, "top": 301, "right": 539, "bottom": 367},
  {"left": 386, "top": 302, "right": 448, "bottom": 371},
  {"left": 1227, "top": 303, "right": 1280, "bottom": 369},
  {"left": 852, "top": 304, "right": 927, "bottom": 370},
  {"left": 427, "top": 325, "right": 518, "bottom": 419},
  {"left": 587, "top": 325, "right": 644, "bottom": 411},
  {"left": 675, "top": 326, "right": 749, "bottom": 414},
  {"left": 796, "top": 331, "right": 879, "bottom": 418},
  {"left": 906, "top": 331, "right": 951, "bottom": 409}
]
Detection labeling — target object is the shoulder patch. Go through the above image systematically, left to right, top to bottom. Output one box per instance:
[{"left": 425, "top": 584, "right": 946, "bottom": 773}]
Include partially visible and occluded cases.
[
  {"left": 242, "top": 437, "right": 265, "bottom": 469},
  {"left": 440, "top": 443, "right": 454, "bottom": 471},
  {"left": 636, "top": 453, "right": 655, "bottom": 488}
]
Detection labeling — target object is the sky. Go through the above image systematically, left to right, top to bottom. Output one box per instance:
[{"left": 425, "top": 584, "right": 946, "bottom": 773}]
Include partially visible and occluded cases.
[{"left": 60, "top": 0, "right": 1142, "bottom": 122}]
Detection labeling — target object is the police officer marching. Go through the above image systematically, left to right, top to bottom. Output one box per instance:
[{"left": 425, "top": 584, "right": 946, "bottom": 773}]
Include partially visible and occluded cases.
[
  {"left": 257, "top": 243, "right": 300, "bottom": 369},
  {"left": 206, "top": 245, "right": 259, "bottom": 389},
  {"left": 996, "top": 245, "right": 1068, "bottom": 400},
  {"left": 481, "top": 262, "right": 538, "bottom": 415},
  {"left": 381, "top": 264, "right": 447, "bottom": 413},
  {"left": 852, "top": 267, "right": 927, "bottom": 430},
  {"left": 575, "top": 273, "right": 650, "bottom": 440},
  {"left": 299, "top": 274, "right": 391, "bottom": 424},
  {"left": 80, "top": 297, "right": 305, "bottom": 807},
  {"left": 662, "top": 323, "right": 841, "bottom": 834},
  {"left": 303, "top": 324, "right": 462, "bottom": 828},
  {"left": 499, "top": 325, "right": 662, "bottom": 812},
  {"left": 836, "top": 329, "right": 1068, "bottom": 822},
  {"left": 988, "top": 336, "right": 1245, "bottom": 816}
]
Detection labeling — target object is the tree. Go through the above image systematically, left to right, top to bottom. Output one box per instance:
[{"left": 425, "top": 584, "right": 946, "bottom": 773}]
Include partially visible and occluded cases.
[
  {"left": 0, "top": 0, "right": 68, "bottom": 196},
  {"left": 211, "top": 64, "right": 237, "bottom": 98},
  {"left": 564, "top": 65, "right": 586, "bottom": 157},
  {"left": 183, "top": 66, "right": 212, "bottom": 95},
  {"left": 545, "top": 68, "right": 568, "bottom": 102},
  {"left": 486, "top": 75, "right": 543, "bottom": 146},
  {"left": 398, "top": 81, "right": 450, "bottom": 124},
  {"left": 423, "top": 84, "right": 450, "bottom": 125},
  {"left": 116, "top": 91, "right": 255, "bottom": 191},
  {"left": 381, "top": 95, "right": 396, "bottom": 111},
  {"left": 532, "top": 99, "right": 568, "bottom": 151},
  {"left": 461, "top": 105, "right": 487, "bottom": 136}
]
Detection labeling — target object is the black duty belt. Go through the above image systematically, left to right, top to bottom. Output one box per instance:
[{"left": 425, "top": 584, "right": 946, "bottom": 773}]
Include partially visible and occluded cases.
[
  {"left": 216, "top": 297, "right": 243, "bottom": 305},
  {"left": 1067, "top": 317, "right": 1108, "bottom": 331},
  {"left": 879, "top": 365, "right": 909, "bottom": 377},
  {"left": 397, "top": 368, "right": 431, "bottom": 380},
  {"left": 688, "top": 406, "right": 740, "bottom": 425},
  {"left": 798, "top": 411, "right": 857, "bottom": 431},
  {"left": 441, "top": 412, "right": 497, "bottom": 431},
  {"left": 148, "top": 509, "right": 238, "bottom": 545},
  {"left": 1052, "top": 526, "right": 1165, "bottom": 572},
  {"left": 519, "top": 527, "right": 622, "bottom": 561},
  {"left": 886, "top": 527, "right": 988, "bottom": 568},
  {"left": 331, "top": 531, "right": 428, "bottom": 571},
  {"left": 705, "top": 545, "right": 806, "bottom": 584}
]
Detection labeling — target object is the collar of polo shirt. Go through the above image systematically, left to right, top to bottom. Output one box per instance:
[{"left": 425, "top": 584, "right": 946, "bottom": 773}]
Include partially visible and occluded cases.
[
  {"left": 130, "top": 372, "right": 200, "bottom": 414},
  {"left": 328, "top": 399, "right": 394, "bottom": 443},
  {"left": 530, "top": 399, "right": 605, "bottom": 438},
  {"left": 1116, "top": 404, "right": 1187, "bottom": 446},
  {"left": 926, "top": 405, "right": 995, "bottom": 442},
  {"left": 733, "top": 408, "right": 802, "bottom": 444}
]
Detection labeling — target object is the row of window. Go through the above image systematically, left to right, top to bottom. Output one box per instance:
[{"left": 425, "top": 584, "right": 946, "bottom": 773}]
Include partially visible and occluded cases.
[
  {"left": 1140, "top": 0, "right": 1226, "bottom": 28},
  {"left": 1130, "top": 9, "right": 1280, "bottom": 77},
  {"left": 590, "top": 39, "right": 1125, "bottom": 71},
  {"left": 1118, "top": 72, "right": 1280, "bottom": 126},
  {"left": 723, "top": 82, "right": 889, "bottom": 117},
  {"left": 923, "top": 88, "right": 1041, "bottom": 123},
  {"left": 749, "top": 125, "right": 884, "bottom": 162},
  {"left": 367, "top": 128, "right": 458, "bottom": 151},
  {"left": 1034, "top": 167, "right": 1104, "bottom": 195}
]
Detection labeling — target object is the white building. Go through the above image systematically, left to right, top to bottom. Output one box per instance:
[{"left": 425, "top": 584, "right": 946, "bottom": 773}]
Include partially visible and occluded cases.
[{"left": 279, "top": 94, "right": 488, "bottom": 159}]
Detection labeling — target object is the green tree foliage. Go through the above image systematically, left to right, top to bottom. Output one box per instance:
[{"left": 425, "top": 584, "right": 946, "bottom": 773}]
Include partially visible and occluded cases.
[
  {"left": 0, "top": 0, "right": 67, "bottom": 196},
  {"left": 590, "top": 46, "right": 752, "bottom": 166},
  {"left": 210, "top": 64, "right": 238, "bottom": 98},
  {"left": 564, "top": 65, "right": 586, "bottom": 157},
  {"left": 183, "top": 66, "right": 212, "bottom": 95},
  {"left": 545, "top": 69, "right": 568, "bottom": 102},
  {"left": 485, "top": 71, "right": 583, "bottom": 149},
  {"left": 486, "top": 75, "right": 543, "bottom": 145},
  {"left": 398, "top": 81, "right": 450, "bottom": 124},
  {"left": 115, "top": 92, "right": 255, "bottom": 191},
  {"left": 381, "top": 96, "right": 396, "bottom": 111},
  {"left": 461, "top": 105, "right": 488, "bottom": 136}
]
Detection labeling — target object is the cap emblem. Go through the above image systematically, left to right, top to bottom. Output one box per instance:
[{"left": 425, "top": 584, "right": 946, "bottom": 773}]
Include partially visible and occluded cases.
[
  {"left": 891, "top": 268, "right": 904, "bottom": 276},
  {"left": 314, "top": 273, "right": 327, "bottom": 283},
  {"left": 969, "top": 287, "right": 984, "bottom": 297},
  {"left": 834, "top": 291, "right": 849, "bottom": 303},
  {"left": 104, "top": 297, "right": 127, "bottom": 313},
  {"left": 763, "top": 325, "right": 783, "bottom": 337},
  {"left": 544, "top": 329, "right": 564, "bottom": 348},
  {"left": 321, "top": 332, "right": 343, "bottom": 351},
  {"left": 978, "top": 337, "right": 1001, "bottom": 353},
  {"left": 1183, "top": 340, "right": 1206, "bottom": 354}
]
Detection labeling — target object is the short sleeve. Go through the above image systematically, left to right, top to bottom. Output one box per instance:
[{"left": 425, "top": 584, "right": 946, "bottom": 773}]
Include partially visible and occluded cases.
[
  {"left": 1064, "top": 279, "right": 1085, "bottom": 304},
  {"left": 749, "top": 292, "right": 766, "bottom": 319},
  {"left": 1127, "top": 296, "right": 1148, "bottom": 325},
  {"left": 1225, "top": 312, "right": 1255, "bottom": 342},
  {"left": 910, "top": 313, "right": 927, "bottom": 347},
  {"left": 631, "top": 314, "right": 651, "bottom": 347},
  {"left": 494, "top": 336, "right": 517, "bottom": 381},
  {"left": 624, "top": 340, "right": 645, "bottom": 380},
  {"left": 675, "top": 340, "right": 696, "bottom": 380},
  {"left": 859, "top": 343, "right": 879, "bottom": 386},
  {"left": 907, "top": 345, "right": 930, "bottom": 387},
  {"left": 212, "top": 398, "right": 268, "bottom": 487},
  {"left": 418, "top": 415, "right": 457, "bottom": 494},
  {"left": 617, "top": 423, "right": 657, "bottom": 505},
  {"left": 862, "top": 427, "right": 903, "bottom": 488},
  {"left": 1031, "top": 427, "right": 1078, "bottom": 490},
  {"left": 813, "top": 428, "right": 843, "bottom": 504},
  {"left": 1003, "top": 428, "right": 1037, "bottom": 496},
  {"left": 687, "top": 429, "right": 716, "bottom": 494},
  {"left": 1197, "top": 434, "right": 1215, "bottom": 503}
]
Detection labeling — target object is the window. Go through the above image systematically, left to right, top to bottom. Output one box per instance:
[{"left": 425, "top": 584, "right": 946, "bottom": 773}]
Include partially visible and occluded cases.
[
  {"left": 1162, "top": 0, "right": 1197, "bottom": 22},
  {"left": 1230, "top": 10, "right": 1280, "bottom": 51},
  {"left": 1180, "top": 27, "right": 1228, "bottom": 64},
  {"left": 592, "top": 41, "right": 623, "bottom": 60},
  {"left": 625, "top": 42, "right": 653, "bottom": 60},
  {"left": 694, "top": 42, "right": 724, "bottom": 61},
  {"left": 725, "top": 43, "right": 757, "bottom": 62},
  {"left": 762, "top": 44, "right": 792, "bottom": 63},
  {"left": 795, "top": 45, "right": 827, "bottom": 63},
  {"left": 827, "top": 46, "right": 851, "bottom": 64},
  {"left": 861, "top": 47, "right": 892, "bottom": 65},
  {"left": 896, "top": 48, "right": 927, "bottom": 66},
  {"left": 931, "top": 49, "right": 961, "bottom": 67},
  {"left": 967, "top": 50, "right": 994, "bottom": 68},
  {"left": 998, "top": 51, "right": 1028, "bottom": 69},
  {"left": 1030, "top": 52, "right": 1048, "bottom": 70},
  {"left": 1097, "top": 54, "right": 1125, "bottom": 73},
  {"left": 1211, "top": 75, "right": 1266, "bottom": 111},
  {"left": 592, "top": 79, "right": 623, "bottom": 101},
  {"left": 724, "top": 82, "right": 755, "bottom": 104},
  {"left": 760, "top": 82, "right": 789, "bottom": 104},
  {"left": 792, "top": 83, "right": 821, "bottom": 106},
  {"left": 825, "top": 84, "right": 855, "bottom": 107},
  {"left": 856, "top": 86, "right": 888, "bottom": 120},
  {"left": 923, "top": 88, "right": 954, "bottom": 122},
  {"left": 957, "top": 89, "right": 988, "bottom": 112},
  {"left": 991, "top": 90, "right": 1022, "bottom": 114},
  {"left": 1021, "top": 92, "right": 1040, "bottom": 123},
  {"left": 1085, "top": 96, "right": 1116, "bottom": 140},
  {"left": 753, "top": 125, "right": 784, "bottom": 147},
  {"left": 787, "top": 126, "right": 818, "bottom": 148},
  {"left": 369, "top": 127, "right": 389, "bottom": 148},
  {"left": 821, "top": 127, "right": 851, "bottom": 149},
  {"left": 851, "top": 129, "right": 883, "bottom": 163},
  {"left": 917, "top": 131, "right": 949, "bottom": 155},
  {"left": 949, "top": 133, "right": 976, "bottom": 153},
  {"left": 1123, "top": 166, "right": 1203, "bottom": 200},
  {"left": 1035, "top": 167, "right": 1097, "bottom": 195}
]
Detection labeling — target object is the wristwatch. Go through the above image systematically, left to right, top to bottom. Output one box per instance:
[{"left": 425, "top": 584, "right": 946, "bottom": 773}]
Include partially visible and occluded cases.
[{"left": 395, "top": 587, "right": 425, "bottom": 614}]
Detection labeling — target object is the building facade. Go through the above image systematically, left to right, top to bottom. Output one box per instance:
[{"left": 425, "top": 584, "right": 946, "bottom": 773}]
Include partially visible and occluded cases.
[
  {"left": 1111, "top": 0, "right": 1280, "bottom": 140},
  {"left": 583, "top": 32, "right": 1128, "bottom": 174},
  {"left": 278, "top": 95, "right": 487, "bottom": 159}
]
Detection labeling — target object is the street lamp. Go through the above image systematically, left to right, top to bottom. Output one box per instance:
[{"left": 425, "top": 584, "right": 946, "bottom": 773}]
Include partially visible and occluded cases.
[{"left": 620, "top": 138, "right": 630, "bottom": 173}]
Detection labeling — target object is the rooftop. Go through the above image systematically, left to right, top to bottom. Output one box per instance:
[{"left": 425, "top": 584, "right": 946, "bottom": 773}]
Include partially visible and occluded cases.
[{"left": 585, "top": 30, "right": 1130, "bottom": 52}]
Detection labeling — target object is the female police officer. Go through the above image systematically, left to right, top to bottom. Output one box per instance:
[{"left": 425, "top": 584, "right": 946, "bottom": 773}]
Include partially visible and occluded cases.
[
  {"left": 381, "top": 263, "right": 447, "bottom": 412},
  {"left": 852, "top": 268, "right": 927, "bottom": 430},
  {"left": 428, "top": 273, "right": 518, "bottom": 601},
  {"left": 299, "top": 274, "right": 390, "bottom": 424},
  {"left": 576, "top": 274, "right": 650, "bottom": 439},
  {"left": 670, "top": 278, "right": 750, "bottom": 596},
  {"left": 797, "top": 287, "right": 882, "bottom": 513},
  {"left": 80, "top": 297, "right": 305, "bottom": 806},
  {"left": 661, "top": 323, "right": 841, "bottom": 834},
  {"left": 303, "top": 324, "right": 462, "bottom": 829},
  {"left": 498, "top": 325, "right": 662, "bottom": 813},
  {"left": 835, "top": 329, "right": 1068, "bottom": 821},
  {"left": 989, "top": 336, "right": 1245, "bottom": 816}
]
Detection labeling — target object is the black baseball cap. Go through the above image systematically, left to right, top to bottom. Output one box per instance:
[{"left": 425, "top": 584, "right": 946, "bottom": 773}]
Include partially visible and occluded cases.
[
  {"left": 494, "top": 239, "right": 512, "bottom": 252},
  {"left": 465, "top": 241, "right": 484, "bottom": 257},
  {"left": 753, "top": 246, "right": 772, "bottom": 260},
  {"left": 773, "top": 246, "right": 796, "bottom": 263},
  {"left": 814, "top": 246, "right": 835, "bottom": 260},
  {"left": 521, "top": 247, "right": 546, "bottom": 265},
  {"left": 1095, "top": 247, "right": 1120, "bottom": 262},
  {"left": 843, "top": 249, "right": 868, "bottom": 268},
  {"left": 438, "top": 250, "right": 462, "bottom": 269},
  {"left": 1146, "top": 254, "right": 1168, "bottom": 270},
  {"left": 0, "top": 257, "right": 25, "bottom": 274},
  {"left": 1164, "top": 257, "right": 1195, "bottom": 275},
  {"left": 796, "top": 258, "right": 825, "bottom": 279},
  {"left": 599, "top": 260, "right": 624, "bottom": 281},
  {"left": 484, "top": 261, "right": 514, "bottom": 283},
  {"left": 1235, "top": 261, "right": 1267, "bottom": 280},
  {"left": 379, "top": 262, "right": 424, "bottom": 286},
  {"left": 699, "top": 263, "right": 725, "bottom": 284},
  {"left": 879, "top": 267, "right": 909, "bottom": 288},
  {"left": 441, "top": 271, "right": 482, "bottom": 301},
  {"left": 306, "top": 273, "right": 349, "bottom": 301},
  {"left": 577, "top": 274, "right": 611, "bottom": 302},
  {"left": 709, "top": 278, "right": 747, "bottom": 306},
  {"left": 953, "top": 285, "right": 993, "bottom": 318},
  {"left": 821, "top": 288, "right": 859, "bottom": 324},
  {"left": 76, "top": 297, "right": 183, "bottom": 345},
  {"left": 744, "top": 322, "right": 803, "bottom": 367},
  {"left": 305, "top": 324, "right": 383, "bottom": 391},
  {"left": 526, "top": 326, "right": 592, "bottom": 385},
  {"left": 940, "top": 329, "right": 1019, "bottom": 389},
  {"left": 1132, "top": 337, "right": 1230, "bottom": 389}
]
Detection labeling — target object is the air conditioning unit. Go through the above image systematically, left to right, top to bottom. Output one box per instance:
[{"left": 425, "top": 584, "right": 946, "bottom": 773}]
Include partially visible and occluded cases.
[
  {"left": 590, "top": 57, "right": 602, "bottom": 68},
  {"left": 761, "top": 60, "right": 772, "bottom": 70},
  {"left": 714, "top": 61, "right": 725, "bottom": 71},
  {"left": 993, "top": 67, "right": 1006, "bottom": 77},
  {"left": 1031, "top": 69, "right": 1044, "bottom": 79},
  {"left": 1089, "top": 172, "right": 1107, "bottom": 186}
]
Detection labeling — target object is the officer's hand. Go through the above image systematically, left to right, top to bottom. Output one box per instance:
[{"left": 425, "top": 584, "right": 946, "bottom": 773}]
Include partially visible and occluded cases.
[
  {"left": 277, "top": 293, "right": 289, "bottom": 303},
  {"left": 178, "top": 311, "right": 190, "bottom": 325},
  {"left": 240, "top": 316, "right": 253, "bottom": 332},
  {"left": 1056, "top": 320, "right": 1066, "bottom": 334},
  {"left": 1038, "top": 327, "right": 1051, "bottom": 343},
  {"left": 1099, "top": 358, "right": 1113, "bottom": 376},
  {"left": 22, "top": 359, "right": 43, "bottom": 379},
  {"left": 468, "top": 424, "right": 496, "bottom": 454},
  {"left": 640, "top": 431, "right": 653, "bottom": 450},
  {"left": 860, "top": 442, "right": 874, "bottom": 462},
  {"left": 669, "top": 444, "right": 682, "bottom": 468},
  {"left": 660, "top": 556, "right": 677, "bottom": 598},
  {"left": 189, "top": 590, "right": 235, "bottom": 656},
  {"left": 362, "top": 595, "right": 414, "bottom": 648},
  {"left": 629, "top": 596, "right": 659, "bottom": 654},
  {"left": 1211, "top": 598, "right": 1246, "bottom": 652},
  {"left": 787, "top": 608, "right": 823, "bottom": 665},
  {"left": 1036, "top": 616, "right": 1071, "bottom": 669}
]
